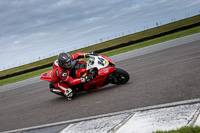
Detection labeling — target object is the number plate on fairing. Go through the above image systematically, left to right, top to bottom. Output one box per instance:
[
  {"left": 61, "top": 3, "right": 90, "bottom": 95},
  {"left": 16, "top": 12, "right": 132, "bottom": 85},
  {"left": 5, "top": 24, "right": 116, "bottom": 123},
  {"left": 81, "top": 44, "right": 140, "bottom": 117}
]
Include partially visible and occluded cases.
[{"left": 86, "top": 55, "right": 109, "bottom": 70}]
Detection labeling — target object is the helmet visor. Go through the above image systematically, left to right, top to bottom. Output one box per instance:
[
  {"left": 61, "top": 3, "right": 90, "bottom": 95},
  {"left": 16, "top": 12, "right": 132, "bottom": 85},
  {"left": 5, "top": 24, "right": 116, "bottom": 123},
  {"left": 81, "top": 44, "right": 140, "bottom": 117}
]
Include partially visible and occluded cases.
[{"left": 64, "top": 61, "right": 71, "bottom": 67}]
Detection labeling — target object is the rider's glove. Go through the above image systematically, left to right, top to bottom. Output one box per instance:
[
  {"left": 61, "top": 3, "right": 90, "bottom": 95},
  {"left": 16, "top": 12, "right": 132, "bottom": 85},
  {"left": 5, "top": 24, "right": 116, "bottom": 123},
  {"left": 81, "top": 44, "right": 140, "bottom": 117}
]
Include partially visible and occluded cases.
[
  {"left": 85, "top": 52, "right": 98, "bottom": 58},
  {"left": 81, "top": 75, "right": 92, "bottom": 83}
]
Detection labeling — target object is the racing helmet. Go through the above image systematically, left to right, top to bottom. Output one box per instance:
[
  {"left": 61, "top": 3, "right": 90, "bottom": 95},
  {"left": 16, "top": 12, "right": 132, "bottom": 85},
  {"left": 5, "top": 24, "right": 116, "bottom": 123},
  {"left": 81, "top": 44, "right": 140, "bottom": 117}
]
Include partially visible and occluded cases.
[{"left": 57, "top": 53, "right": 72, "bottom": 69}]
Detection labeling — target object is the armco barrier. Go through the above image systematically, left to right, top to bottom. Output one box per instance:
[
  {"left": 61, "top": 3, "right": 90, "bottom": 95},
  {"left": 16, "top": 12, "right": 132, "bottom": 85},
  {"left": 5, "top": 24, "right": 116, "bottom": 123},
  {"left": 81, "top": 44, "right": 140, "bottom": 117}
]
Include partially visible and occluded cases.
[{"left": 0, "top": 21, "right": 200, "bottom": 80}]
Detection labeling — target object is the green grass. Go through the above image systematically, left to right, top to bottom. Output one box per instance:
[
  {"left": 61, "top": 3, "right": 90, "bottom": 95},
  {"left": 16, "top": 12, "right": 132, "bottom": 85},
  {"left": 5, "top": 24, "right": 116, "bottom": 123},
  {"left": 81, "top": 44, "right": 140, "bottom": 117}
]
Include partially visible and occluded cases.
[
  {"left": 0, "top": 25, "right": 199, "bottom": 86},
  {"left": 101, "top": 26, "right": 200, "bottom": 57},
  {"left": 155, "top": 126, "right": 200, "bottom": 133}
]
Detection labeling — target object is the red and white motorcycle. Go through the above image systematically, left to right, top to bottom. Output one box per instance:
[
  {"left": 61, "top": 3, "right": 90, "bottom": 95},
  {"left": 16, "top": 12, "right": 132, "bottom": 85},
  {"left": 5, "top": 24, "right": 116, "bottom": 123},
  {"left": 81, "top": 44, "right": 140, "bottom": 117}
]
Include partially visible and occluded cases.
[{"left": 40, "top": 55, "right": 130, "bottom": 96}]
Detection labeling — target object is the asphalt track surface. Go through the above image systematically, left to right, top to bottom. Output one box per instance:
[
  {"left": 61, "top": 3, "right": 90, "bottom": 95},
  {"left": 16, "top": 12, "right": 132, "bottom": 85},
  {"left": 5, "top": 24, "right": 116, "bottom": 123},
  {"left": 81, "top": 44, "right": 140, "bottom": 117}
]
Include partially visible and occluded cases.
[{"left": 1, "top": 39, "right": 200, "bottom": 132}]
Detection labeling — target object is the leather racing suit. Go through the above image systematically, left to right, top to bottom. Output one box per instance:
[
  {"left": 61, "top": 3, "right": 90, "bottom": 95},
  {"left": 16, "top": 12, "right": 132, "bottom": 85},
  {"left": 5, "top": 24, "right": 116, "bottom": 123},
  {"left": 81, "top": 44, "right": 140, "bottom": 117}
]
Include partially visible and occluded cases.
[{"left": 51, "top": 53, "right": 87, "bottom": 98}]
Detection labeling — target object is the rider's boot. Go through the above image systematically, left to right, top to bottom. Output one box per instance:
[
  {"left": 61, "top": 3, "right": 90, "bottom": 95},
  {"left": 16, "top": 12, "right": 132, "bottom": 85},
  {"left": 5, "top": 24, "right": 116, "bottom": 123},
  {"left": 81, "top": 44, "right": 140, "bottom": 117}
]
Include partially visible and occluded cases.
[{"left": 64, "top": 88, "right": 74, "bottom": 100}]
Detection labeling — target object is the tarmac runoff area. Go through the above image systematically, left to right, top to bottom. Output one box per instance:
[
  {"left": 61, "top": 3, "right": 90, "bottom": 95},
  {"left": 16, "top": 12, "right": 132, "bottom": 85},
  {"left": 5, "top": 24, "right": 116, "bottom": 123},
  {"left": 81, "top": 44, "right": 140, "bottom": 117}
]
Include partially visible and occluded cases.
[{"left": 1, "top": 32, "right": 200, "bottom": 133}]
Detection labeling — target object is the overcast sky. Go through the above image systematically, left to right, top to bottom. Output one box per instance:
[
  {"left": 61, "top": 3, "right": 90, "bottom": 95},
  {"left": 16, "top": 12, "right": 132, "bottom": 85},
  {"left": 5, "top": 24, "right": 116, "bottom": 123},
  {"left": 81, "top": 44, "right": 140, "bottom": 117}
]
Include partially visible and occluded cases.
[{"left": 0, "top": 0, "right": 200, "bottom": 71}]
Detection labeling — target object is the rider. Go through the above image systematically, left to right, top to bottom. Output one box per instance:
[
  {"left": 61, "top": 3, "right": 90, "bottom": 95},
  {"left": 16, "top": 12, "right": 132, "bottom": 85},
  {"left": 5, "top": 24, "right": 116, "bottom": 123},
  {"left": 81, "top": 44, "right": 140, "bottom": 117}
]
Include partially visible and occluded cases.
[{"left": 51, "top": 52, "right": 95, "bottom": 100}]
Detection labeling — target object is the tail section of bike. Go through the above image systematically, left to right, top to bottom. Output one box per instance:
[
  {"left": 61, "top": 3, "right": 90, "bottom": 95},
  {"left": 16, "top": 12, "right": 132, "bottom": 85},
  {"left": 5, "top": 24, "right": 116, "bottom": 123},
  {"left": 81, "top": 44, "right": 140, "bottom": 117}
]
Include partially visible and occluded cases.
[{"left": 40, "top": 70, "right": 52, "bottom": 82}]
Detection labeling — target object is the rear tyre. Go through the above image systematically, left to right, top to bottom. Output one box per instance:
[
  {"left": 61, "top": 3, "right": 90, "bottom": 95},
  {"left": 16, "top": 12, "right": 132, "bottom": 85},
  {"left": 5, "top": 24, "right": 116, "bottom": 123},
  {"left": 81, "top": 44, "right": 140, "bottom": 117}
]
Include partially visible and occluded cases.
[{"left": 109, "top": 68, "right": 130, "bottom": 85}]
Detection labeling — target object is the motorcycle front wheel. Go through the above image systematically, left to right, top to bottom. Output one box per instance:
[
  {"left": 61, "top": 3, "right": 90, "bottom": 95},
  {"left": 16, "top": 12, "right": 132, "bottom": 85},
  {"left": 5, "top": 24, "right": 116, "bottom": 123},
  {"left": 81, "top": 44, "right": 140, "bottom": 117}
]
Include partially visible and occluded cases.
[{"left": 109, "top": 68, "right": 130, "bottom": 85}]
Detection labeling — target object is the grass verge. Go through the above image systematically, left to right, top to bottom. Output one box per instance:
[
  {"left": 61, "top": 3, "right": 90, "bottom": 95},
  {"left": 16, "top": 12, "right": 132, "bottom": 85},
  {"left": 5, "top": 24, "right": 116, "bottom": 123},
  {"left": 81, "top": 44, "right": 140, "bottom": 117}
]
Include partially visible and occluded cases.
[
  {"left": 0, "top": 26, "right": 199, "bottom": 86},
  {"left": 101, "top": 26, "right": 200, "bottom": 57},
  {"left": 154, "top": 126, "right": 200, "bottom": 133}
]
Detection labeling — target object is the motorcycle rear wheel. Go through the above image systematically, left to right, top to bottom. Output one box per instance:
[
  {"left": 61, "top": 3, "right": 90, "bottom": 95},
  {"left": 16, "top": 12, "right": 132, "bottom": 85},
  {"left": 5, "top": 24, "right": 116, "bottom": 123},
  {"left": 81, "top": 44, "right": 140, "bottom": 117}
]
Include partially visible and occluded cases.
[{"left": 109, "top": 68, "right": 130, "bottom": 85}]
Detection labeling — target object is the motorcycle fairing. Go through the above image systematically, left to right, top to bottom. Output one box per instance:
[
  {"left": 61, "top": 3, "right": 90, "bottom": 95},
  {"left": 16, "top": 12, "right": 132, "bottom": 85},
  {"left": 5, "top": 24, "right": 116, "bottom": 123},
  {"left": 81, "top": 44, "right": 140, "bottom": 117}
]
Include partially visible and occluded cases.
[
  {"left": 86, "top": 55, "right": 110, "bottom": 70},
  {"left": 100, "top": 55, "right": 115, "bottom": 65},
  {"left": 83, "top": 67, "right": 115, "bottom": 91},
  {"left": 98, "top": 67, "right": 115, "bottom": 76},
  {"left": 83, "top": 76, "right": 108, "bottom": 91}
]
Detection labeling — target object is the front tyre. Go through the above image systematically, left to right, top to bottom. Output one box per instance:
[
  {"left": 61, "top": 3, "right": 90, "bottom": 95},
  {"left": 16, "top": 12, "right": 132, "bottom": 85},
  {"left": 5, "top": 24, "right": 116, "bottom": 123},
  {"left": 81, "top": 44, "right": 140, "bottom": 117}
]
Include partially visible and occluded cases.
[{"left": 109, "top": 68, "right": 130, "bottom": 85}]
